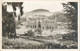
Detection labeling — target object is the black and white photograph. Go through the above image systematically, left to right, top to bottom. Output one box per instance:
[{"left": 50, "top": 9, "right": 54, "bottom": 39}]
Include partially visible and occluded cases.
[{"left": 2, "top": 1, "right": 78, "bottom": 49}]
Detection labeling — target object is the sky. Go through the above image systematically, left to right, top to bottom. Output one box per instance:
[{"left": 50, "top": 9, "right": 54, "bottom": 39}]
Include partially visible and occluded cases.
[{"left": 22, "top": 1, "right": 67, "bottom": 13}]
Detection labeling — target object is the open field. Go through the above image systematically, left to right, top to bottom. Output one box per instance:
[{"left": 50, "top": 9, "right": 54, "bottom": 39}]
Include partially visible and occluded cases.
[{"left": 2, "top": 33, "right": 78, "bottom": 49}]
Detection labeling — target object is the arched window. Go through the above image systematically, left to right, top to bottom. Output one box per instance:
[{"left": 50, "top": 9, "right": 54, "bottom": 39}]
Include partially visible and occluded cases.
[
  {"left": 38, "top": 21, "right": 41, "bottom": 28},
  {"left": 35, "top": 25, "right": 36, "bottom": 28},
  {"left": 31, "top": 26, "right": 32, "bottom": 28},
  {"left": 47, "top": 26, "right": 49, "bottom": 29},
  {"left": 50, "top": 26, "right": 51, "bottom": 29}
]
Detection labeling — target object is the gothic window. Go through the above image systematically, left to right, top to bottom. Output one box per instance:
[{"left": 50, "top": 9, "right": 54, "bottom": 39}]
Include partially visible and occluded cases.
[
  {"left": 38, "top": 21, "right": 41, "bottom": 28},
  {"left": 35, "top": 25, "right": 36, "bottom": 28},
  {"left": 31, "top": 26, "right": 32, "bottom": 28},
  {"left": 46, "top": 26, "right": 48, "bottom": 29},
  {"left": 50, "top": 26, "right": 51, "bottom": 29}
]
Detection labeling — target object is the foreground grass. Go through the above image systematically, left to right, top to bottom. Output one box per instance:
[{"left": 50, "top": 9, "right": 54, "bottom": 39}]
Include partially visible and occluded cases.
[
  {"left": 2, "top": 35, "right": 78, "bottom": 49},
  {"left": 2, "top": 37, "right": 44, "bottom": 49}
]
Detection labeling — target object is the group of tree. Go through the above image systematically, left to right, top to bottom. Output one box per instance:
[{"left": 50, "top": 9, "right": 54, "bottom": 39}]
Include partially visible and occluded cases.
[
  {"left": 2, "top": 2, "right": 23, "bottom": 38},
  {"left": 62, "top": 2, "right": 78, "bottom": 42},
  {"left": 62, "top": 2, "right": 78, "bottom": 30}
]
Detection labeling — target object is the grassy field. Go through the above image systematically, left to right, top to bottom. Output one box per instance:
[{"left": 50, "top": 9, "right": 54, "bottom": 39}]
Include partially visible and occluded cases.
[{"left": 2, "top": 34, "right": 78, "bottom": 49}]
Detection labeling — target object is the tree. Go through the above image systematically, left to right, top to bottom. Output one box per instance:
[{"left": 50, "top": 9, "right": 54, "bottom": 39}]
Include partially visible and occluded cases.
[
  {"left": 2, "top": 2, "right": 23, "bottom": 38},
  {"left": 62, "top": 2, "right": 78, "bottom": 30},
  {"left": 62, "top": 2, "right": 78, "bottom": 42}
]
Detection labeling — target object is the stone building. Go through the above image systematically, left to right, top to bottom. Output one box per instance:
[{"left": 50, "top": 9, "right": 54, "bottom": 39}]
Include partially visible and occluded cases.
[
  {"left": 21, "top": 9, "right": 71, "bottom": 34},
  {"left": 26, "top": 15, "right": 57, "bottom": 30}
]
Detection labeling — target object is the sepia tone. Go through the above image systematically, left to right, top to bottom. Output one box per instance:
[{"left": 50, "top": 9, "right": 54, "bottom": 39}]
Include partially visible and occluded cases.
[{"left": 2, "top": 2, "right": 78, "bottom": 49}]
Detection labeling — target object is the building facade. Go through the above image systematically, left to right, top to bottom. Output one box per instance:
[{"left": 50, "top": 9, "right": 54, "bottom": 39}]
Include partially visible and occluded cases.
[{"left": 26, "top": 15, "right": 57, "bottom": 30}]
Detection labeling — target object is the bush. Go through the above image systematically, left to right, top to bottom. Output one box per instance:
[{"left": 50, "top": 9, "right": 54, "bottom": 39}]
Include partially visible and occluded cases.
[
  {"left": 34, "top": 29, "right": 42, "bottom": 34},
  {"left": 25, "top": 30, "right": 35, "bottom": 36},
  {"left": 62, "top": 32, "right": 77, "bottom": 42}
]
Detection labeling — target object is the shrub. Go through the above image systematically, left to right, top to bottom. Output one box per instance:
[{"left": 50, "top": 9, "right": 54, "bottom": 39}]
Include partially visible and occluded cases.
[
  {"left": 34, "top": 29, "right": 42, "bottom": 34},
  {"left": 25, "top": 30, "right": 35, "bottom": 36},
  {"left": 62, "top": 32, "right": 77, "bottom": 42}
]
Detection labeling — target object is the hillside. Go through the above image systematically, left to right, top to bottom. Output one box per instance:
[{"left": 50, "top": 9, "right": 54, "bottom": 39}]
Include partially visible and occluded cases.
[{"left": 21, "top": 9, "right": 69, "bottom": 23}]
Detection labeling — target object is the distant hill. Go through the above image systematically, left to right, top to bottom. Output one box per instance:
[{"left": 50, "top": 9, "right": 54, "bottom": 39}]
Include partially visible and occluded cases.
[
  {"left": 21, "top": 9, "right": 69, "bottom": 22},
  {"left": 22, "top": 9, "right": 53, "bottom": 18},
  {"left": 31, "top": 9, "right": 50, "bottom": 12}
]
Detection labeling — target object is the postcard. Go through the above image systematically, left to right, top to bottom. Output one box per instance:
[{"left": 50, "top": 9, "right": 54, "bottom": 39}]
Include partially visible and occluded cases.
[{"left": 0, "top": 0, "right": 79, "bottom": 51}]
